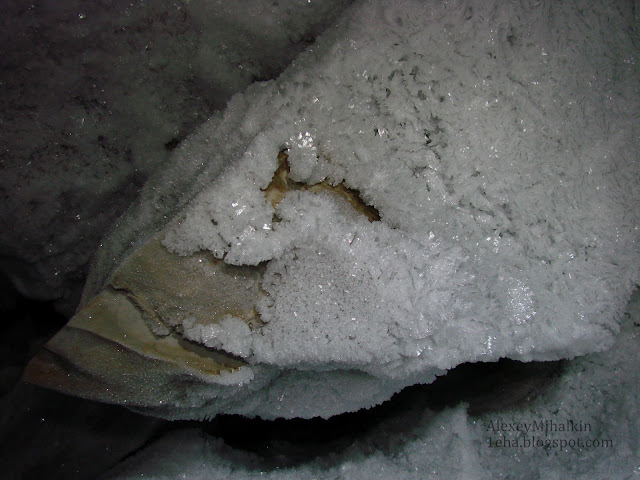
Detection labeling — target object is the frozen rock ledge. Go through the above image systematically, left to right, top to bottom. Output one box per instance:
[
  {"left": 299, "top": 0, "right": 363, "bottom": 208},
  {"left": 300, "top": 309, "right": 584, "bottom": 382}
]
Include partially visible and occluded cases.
[{"left": 24, "top": 0, "right": 639, "bottom": 420}]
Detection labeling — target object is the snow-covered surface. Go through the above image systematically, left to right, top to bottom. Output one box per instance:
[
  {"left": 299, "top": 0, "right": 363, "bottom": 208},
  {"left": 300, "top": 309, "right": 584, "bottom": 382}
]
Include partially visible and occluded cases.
[{"left": 83, "top": 0, "right": 640, "bottom": 418}]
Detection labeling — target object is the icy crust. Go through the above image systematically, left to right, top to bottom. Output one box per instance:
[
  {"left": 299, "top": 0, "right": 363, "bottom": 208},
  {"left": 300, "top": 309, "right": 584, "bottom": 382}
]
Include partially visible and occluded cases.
[{"left": 158, "top": 0, "right": 639, "bottom": 412}]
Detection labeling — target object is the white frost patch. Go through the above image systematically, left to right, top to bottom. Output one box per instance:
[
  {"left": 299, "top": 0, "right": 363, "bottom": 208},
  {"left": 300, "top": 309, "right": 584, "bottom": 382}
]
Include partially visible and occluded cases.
[
  {"left": 156, "top": 0, "right": 638, "bottom": 417},
  {"left": 247, "top": 190, "right": 472, "bottom": 376}
]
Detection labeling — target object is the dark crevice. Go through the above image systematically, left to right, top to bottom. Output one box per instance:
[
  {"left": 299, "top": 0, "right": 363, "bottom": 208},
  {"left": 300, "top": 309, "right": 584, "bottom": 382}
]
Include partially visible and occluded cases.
[
  {"left": 164, "top": 138, "right": 181, "bottom": 151},
  {"left": 263, "top": 150, "right": 381, "bottom": 222},
  {"left": 0, "top": 273, "right": 68, "bottom": 395},
  {"left": 190, "top": 358, "right": 565, "bottom": 470}
]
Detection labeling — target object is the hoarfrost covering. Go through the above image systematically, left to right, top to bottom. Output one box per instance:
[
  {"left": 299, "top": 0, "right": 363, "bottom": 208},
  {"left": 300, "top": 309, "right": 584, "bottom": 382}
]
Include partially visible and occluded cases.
[
  {"left": 76, "top": 0, "right": 639, "bottom": 419},
  {"left": 161, "top": 0, "right": 639, "bottom": 389}
]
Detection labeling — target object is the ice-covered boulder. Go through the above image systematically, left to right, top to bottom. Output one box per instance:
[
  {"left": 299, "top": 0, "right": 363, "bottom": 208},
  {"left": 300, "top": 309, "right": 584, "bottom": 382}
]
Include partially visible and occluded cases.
[{"left": 24, "top": 0, "right": 639, "bottom": 420}]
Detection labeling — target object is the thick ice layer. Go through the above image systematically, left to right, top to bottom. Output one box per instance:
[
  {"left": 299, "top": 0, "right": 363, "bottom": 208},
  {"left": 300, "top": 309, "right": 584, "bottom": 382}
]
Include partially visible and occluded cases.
[{"left": 83, "top": 0, "right": 640, "bottom": 418}]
